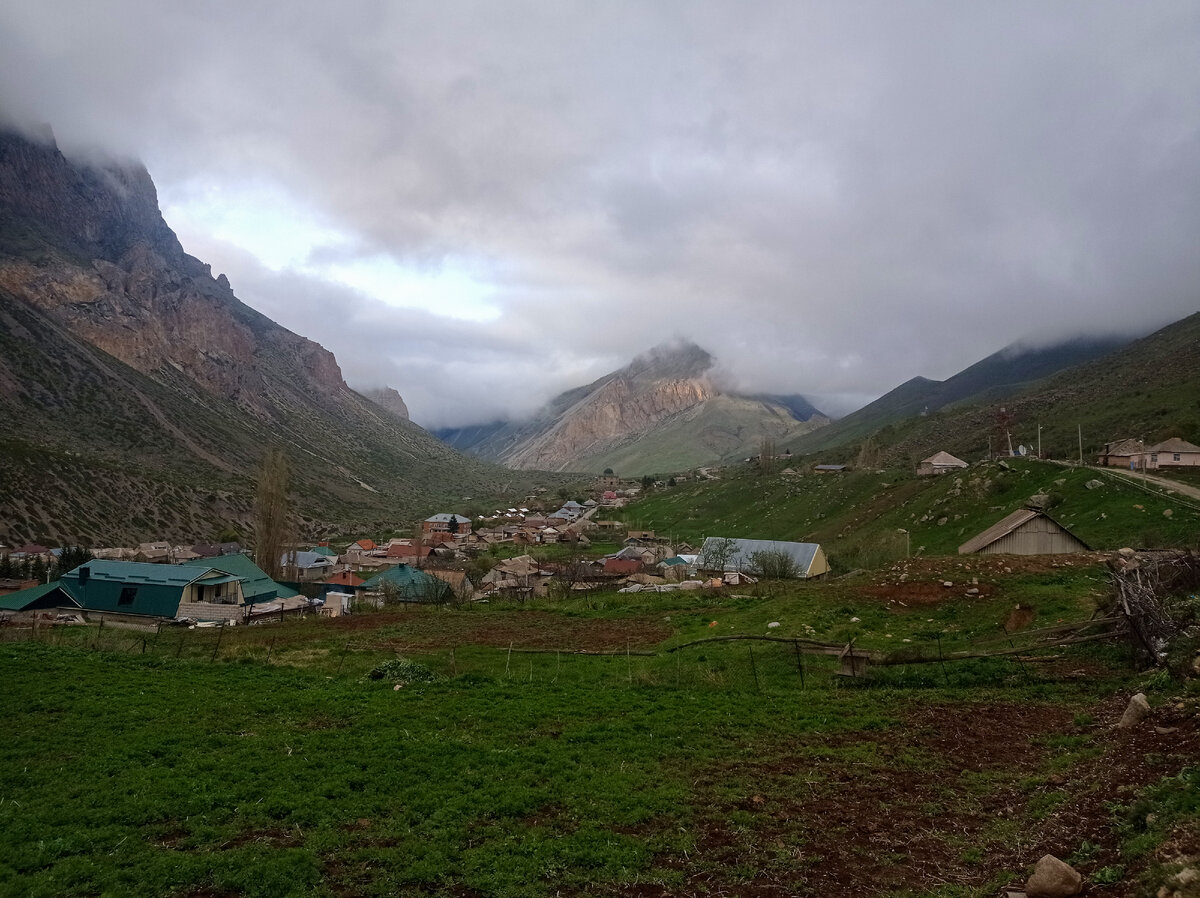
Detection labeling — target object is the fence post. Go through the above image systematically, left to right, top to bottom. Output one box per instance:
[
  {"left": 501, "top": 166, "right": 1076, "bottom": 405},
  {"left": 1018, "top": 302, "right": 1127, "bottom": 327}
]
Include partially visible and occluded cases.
[
  {"left": 211, "top": 621, "right": 225, "bottom": 662},
  {"left": 749, "top": 645, "right": 760, "bottom": 693}
]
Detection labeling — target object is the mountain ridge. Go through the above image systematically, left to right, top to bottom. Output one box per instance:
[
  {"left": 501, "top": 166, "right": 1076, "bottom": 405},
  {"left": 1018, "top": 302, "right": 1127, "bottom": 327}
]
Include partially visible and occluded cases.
[
  {"left": 0, "top": 127, "right": 552, "bottom": 545},
  {"left": 438, "top": 341, "right": 829, "bottom": 473}
]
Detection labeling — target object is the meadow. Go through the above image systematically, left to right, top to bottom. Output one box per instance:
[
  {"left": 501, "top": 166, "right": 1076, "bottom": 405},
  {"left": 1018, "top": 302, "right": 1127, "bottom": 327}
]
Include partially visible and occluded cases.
[{"left": 2, "top": 560, "right": 1197, "bottom": 898}]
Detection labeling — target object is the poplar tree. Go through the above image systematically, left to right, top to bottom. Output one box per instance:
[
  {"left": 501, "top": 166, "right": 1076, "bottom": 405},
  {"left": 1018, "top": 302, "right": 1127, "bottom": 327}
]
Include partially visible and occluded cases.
[{"left": 254, "top": 447, "right": 292, "bottom": 580}]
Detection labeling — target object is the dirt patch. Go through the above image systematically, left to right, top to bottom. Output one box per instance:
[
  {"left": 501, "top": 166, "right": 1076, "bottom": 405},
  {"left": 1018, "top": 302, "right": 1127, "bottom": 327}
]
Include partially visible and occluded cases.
[
  {"left": 859, "top": 580, "right": 997, "bottom": 605},
  {"left": 1006, "top": 603, "right": 1037, "bottom": 631},
  {"left": 332, "top": 608, "right": 672, "bottom": 652},
  {"left": 628, "top": 696, "right": 1199, "bottom": 897}
]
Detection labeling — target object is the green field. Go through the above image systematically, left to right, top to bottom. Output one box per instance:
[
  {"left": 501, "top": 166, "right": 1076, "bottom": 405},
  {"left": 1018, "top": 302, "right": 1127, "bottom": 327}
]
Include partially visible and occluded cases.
[
  {"left": 614, "top": 459, "right": 1200, "bottom": 568},
  {"left": 2, "top": 563, "right": 1197, "bottom": 898}
]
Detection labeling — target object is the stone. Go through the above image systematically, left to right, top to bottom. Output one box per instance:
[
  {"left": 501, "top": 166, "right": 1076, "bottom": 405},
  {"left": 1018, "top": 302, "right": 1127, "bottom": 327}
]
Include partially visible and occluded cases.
[
  {"left": 1085, "top": 479, "right": 1104, "bottom": 490},
  {"left": 1163, "top": 508, "right": 1174, "bottom": 517},
  {"left": 1118, "top": 547, "right": 1136, "bottom": 558},
  {"left": 967, "top": 587, "right": 980, "bottom": 595},
  {"left": 1118, "top": 693, "right": 1152, "bottom": 729},
  {"left": 1025, "top": 855, "right": 1082, "bottom": 898}
]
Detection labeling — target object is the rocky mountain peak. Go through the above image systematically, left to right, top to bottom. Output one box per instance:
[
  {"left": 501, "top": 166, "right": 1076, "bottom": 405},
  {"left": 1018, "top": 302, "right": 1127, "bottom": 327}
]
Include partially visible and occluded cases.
[
  {"left": 622, "top": 341, "right": 714, "bottom": 384},
  {"left": 361, "top": 386, "right": 410, "bottom": 420}
]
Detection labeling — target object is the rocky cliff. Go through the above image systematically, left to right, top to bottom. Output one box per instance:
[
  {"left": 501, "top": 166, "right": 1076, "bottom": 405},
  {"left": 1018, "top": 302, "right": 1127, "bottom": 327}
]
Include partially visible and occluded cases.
[
  {"left": 0, "top": 128, "right": 549, "bottom": 545},
  {"left": 439, "top": 342, "right": 828, "bottom": 473}
]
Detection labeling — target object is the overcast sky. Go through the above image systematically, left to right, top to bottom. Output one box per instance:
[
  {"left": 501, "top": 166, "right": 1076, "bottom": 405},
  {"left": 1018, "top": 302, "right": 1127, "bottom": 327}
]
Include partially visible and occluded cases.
[{"left": 2, "top": 2, "right": 1198, "bottom": 427}]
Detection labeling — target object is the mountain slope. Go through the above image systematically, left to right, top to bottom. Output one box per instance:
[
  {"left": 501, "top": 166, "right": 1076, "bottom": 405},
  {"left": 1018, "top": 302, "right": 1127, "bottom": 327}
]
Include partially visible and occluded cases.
[
  {"left": 0, "top": 128, "right": 551, "bottom": 545},
  {"left": 796, "top": 312, "right": 1200, "bottom": 468},
  {"left": 790, "top": 334, "right": 1134, "bottom": 455},
  {"left": 439, "top": 342, "right": 828, "bottom": 473}
]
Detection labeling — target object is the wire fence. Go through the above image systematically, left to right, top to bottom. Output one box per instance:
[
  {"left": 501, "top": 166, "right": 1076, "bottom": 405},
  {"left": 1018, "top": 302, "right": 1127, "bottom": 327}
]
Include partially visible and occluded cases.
[{"left": 0, "top": 607, "right": 1134, "bottom": 693}]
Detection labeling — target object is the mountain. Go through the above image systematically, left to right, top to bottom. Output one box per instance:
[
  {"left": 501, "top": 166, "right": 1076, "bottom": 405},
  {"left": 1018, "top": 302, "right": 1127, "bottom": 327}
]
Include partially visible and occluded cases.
[
  {"left": 0, "top": 128, "right": 553, "bottom": 546},
  {"left": 791, "top": 312, "right": 1200, "bottom": 467},
  {"left": 788, "top": 334, "right": 1134, "bottom": 455},
  {"left": 438, "top": 342, "right": 829, "bottom": 473}
]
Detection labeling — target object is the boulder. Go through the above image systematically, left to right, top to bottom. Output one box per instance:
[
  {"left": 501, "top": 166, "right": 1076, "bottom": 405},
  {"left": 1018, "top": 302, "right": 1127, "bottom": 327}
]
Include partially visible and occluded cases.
[
  {"left": 1085, "top": 479, "right": 1104, "bottom": 490},
  {"left": 1118, "top": 547, "right": 1136, "bottom": 559},
  {"left": 1118, "top": 693, "right": 1152, "bottom": 729},
  {"left": 1025, "top": 855, "right": 1082, "bottom": 898}
]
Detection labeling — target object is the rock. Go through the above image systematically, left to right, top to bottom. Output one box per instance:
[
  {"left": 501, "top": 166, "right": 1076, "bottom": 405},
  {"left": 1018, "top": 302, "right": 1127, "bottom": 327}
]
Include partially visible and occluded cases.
[
  {"left": 216, "top": 272, "right": 231, "bottom": 290},
  {"left": 1085, "top": 479, "right": 1104, "bottom": 490},
  {"left": 1028, "top": 492, "right": 1050, "bottom": 509},
  {"left": 1163, "top": 508, "right": 1174, "bottom": 517},
  {"left": 937, "top": 516, "right": 948, "bottom": 526},
  {"left": 1118, "top": 547, "right": 1136, "bottom": 559},
  {"left": 943, "top": 581, "right": 953, "bottom": 587},
  {"left": 967, "top": 587, "right": 980, "bottom": 595},
  {"left": 767, "top": 621, "right": 780, "bottom": 629},
  {"left": 1118, "top": 693, "right": 1152, "bottom": 728},
  {"left": 1154, "top": 726, "right": 1179, "bottom": 735},
  {"left": 1025, "top": 855, "right": 1082, "bottom": 898}
]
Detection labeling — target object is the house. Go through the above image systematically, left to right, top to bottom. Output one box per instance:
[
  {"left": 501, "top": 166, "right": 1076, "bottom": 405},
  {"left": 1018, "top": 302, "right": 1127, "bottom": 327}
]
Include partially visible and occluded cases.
[
  {"left": 1148, "top": 437, "right": 1200, "bottom": 469},
  {"left": 1097, "top": 439, "right": 1146, "bottom": 469},
  {"left": 917, "top": 451, "right": 969, "bottom": 476},
  {"left": 814, "top": 464, "right": 846, "bottom": 473},
  {"left": 597, "top": 474, "right": 620, "bottom": 490},
  {"left": 958, "top": 508, "right": 1090, "bottom": 555},
  {"left": 422, "top": 513, "right": 471, "bottom": 535},
  {"left": 626, "top": 530, "right": 656, "bottom": 541},
  {"left": 697, "top": 537, "right": 830, "bottom": 579},
  {"left": 134, "top": 542, "right": 173, "bottom": 563},
  {"left": 280, "top": 551, "right": 336, "bottom": 582},
  {"left": 603, "top": 558, "right": 643, "bottom": 575},
  {"left": 2, "top": 560, "right": 262, "bottom": 622},
  {"left": 360, "top": 565, "right": 452, "bottom": 602},
  {"left": 426, "top": 569, "right": 474, "bottom": 600},
  {"left": 322, "top": 570, "right": 365, "bottom": 591}
]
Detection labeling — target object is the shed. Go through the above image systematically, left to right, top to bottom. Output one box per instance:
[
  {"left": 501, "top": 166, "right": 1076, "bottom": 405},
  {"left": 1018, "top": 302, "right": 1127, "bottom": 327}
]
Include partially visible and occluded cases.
[
  {"left": 916, "top": 451, "right": 969, "bottom": 476},
  {"left": 958, "top": 508, "right": 1090, "bottom": 555},
  {"left": 696, "top": 537, "right": 829, "bottom": 579}
]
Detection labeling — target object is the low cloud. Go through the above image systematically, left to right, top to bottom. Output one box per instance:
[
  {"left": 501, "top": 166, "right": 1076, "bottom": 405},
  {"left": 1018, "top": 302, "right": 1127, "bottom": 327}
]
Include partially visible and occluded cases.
[{"left": 2, "top": 2, "right": 1197, "bottom": 428}]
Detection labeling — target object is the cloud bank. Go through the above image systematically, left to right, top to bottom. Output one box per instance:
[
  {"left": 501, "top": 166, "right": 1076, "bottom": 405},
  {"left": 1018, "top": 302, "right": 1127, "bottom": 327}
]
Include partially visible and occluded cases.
[{"left": 2, "top": 2, "right": 1197, "bottom": 426}]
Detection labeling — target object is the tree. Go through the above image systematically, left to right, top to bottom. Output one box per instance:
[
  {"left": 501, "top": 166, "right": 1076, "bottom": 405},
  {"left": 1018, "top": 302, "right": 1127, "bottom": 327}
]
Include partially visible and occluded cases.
[
  {"left": 759, "top": 438, "right": 777, "bottom": 475},
  {"left": 253, "top": 447, "right": 292, "bottom": 581},
  {"left": 640, "top": 475, "right": 655, "bottom": 491},
  {"left": 700, "top": 537, "right": 739, "bottom": 573},
  {"left": 52, "top": 545, "right": 93, "bottom": 580},
  {"left": 746, "top": 549, "right": 799, "bottom": 579}
]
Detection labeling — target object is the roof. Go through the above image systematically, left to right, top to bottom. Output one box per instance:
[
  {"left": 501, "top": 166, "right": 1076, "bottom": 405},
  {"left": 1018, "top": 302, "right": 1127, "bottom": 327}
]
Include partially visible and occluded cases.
[
  {"left": 1150, "top": 437, "right": 1200, "bottom": 453},
  {"left": 1104, "top": 438, "right": 1144, "bottom": 456},
  {"left": 921, "top": 451, "right": 968, "bottom": 467},
  {"left": 814, "top": 464, "right": 846, "bottom": 471},
  {"left": 957, "top": 508, "right": 1089, "bottom": 554},
  {"left": 425, "top": 513, "right": 468, "bottom": 523},
  {"left": 697, "top": 537, "right": 822, "bottom": 574},
  {"left": 353, "top": 539, "right": 376, "bottom": 551},
  {"left": 309, "top": 546, "right": 337, "bottom": 557},
  {"left": 283, "top": 551, "right": 335, "bottom": 570},
  {"left": 181, "top": 553, "right": 295, "bottom": 604},
  {"left": 60, "top": 561, "right": 231, "bottom": 617},
  {"left": 360, "top": 565, "right": 450, "bottom": 601},
  {"left": 323, "top": 571, "right": 364, "bottom": 588},
  {"left": 0, "top": 582, "right": 79, "bottom": 612}
]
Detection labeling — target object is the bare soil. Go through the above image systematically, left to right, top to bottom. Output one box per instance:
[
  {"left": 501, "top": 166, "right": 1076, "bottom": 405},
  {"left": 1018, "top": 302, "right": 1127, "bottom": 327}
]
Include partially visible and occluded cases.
[{"left": 623, "top": 694, "right": 1200, "bottom": 897}]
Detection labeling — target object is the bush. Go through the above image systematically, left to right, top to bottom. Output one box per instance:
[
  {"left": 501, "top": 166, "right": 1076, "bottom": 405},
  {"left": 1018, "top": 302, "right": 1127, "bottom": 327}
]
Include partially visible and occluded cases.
[{"left": 366, "top": 658, "right": 447, "bottom": 685}]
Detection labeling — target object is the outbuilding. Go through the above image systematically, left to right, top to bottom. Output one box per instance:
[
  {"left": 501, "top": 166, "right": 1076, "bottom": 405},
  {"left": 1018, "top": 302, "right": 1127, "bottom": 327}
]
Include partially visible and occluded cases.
[
  {"left": 917, "top": 451, "right": 969, "bottom": 476},
  {"left": 958, "top": 508, "right": 1089, "bottom": 555}
]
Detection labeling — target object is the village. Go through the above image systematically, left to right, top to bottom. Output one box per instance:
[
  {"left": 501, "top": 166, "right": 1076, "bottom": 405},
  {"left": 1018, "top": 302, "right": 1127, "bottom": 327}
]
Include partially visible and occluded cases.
[{"left": 4, "top": 434, "right": 1198, "bottom": 634}]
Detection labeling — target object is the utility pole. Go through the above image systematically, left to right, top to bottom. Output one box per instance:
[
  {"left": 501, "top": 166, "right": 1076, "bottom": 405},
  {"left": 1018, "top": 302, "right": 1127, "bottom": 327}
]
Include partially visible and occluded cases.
[
  {"left": 1037, "top": 424, "right": 1042, "bottom": 459},
  {"left": 1078, "top": 424, "right": 1083, "bottom": 465}
]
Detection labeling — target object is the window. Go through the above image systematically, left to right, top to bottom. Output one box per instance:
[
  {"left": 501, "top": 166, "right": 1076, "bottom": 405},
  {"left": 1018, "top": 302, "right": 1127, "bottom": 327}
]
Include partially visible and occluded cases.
[
  {"left": 1174, "top": 453, "right": 1181, "bottom": 462},
  {"left": 117, "top": 587, "right": 137, "bottom": 606}
]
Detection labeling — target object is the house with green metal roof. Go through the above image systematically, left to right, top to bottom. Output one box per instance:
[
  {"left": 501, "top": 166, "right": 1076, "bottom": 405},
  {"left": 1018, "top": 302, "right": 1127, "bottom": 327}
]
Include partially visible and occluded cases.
[
  {"left": 179, "top": 554, "right": 295, "bottom": 606},
  {"left": 60, "top": 561, "right": 247, "bottom": 619},
  {"left": 360, "top": 565, "right": 451, "bottom": 603}
]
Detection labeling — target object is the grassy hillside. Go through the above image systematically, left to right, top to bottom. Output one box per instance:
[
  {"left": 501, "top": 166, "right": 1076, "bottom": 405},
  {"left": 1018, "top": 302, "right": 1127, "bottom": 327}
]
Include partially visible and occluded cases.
[{"left": 614, "top": 459, "right": 1200, "bottom": 568}]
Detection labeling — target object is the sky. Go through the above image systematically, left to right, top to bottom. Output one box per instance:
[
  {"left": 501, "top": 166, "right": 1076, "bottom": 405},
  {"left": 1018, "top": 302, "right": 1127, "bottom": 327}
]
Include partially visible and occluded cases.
[{"left": 1, "top": 2, "right": 1198, "bottom": 428}]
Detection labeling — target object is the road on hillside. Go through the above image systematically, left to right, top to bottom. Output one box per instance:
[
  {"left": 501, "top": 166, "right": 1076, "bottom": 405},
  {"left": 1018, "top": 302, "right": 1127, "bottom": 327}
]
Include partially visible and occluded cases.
[{"left": 1096, "top": 467, "right": 1200, "bottom": 502}]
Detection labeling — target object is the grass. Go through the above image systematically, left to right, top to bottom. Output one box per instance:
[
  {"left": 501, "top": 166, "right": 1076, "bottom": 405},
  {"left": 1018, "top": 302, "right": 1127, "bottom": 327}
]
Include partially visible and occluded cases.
[
  {"left": 613, "top": 458, "right": 1200, "bottom": 567},
  {"left": 1, "top": 561, "right": 1196, "bottom": 897}
]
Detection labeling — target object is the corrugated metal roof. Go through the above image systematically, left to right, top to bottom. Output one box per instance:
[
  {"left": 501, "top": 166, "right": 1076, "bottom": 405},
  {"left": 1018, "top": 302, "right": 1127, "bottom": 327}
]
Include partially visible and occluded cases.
[
  {"left": 697, "top": 537, "right": 821, "bottom": 575},
  {"left": 181, "top": 553, "right": 293, "bottom": 604},
  {"left": 361, "top": 565, "right": 451, "bottom": 601},
  {"left": 0, "top": 582, "right": 78, "bottom": 611}
]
